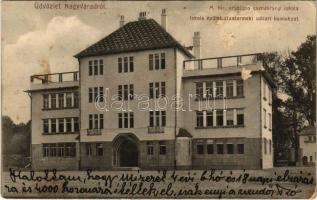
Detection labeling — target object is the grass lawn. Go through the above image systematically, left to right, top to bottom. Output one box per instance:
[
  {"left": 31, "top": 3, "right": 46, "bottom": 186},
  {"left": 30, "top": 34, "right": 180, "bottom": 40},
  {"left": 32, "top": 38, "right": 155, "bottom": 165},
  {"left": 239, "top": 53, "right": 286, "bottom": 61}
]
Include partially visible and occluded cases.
[{"left": 2, "top": 166, "right": 316, "bottom": 198}]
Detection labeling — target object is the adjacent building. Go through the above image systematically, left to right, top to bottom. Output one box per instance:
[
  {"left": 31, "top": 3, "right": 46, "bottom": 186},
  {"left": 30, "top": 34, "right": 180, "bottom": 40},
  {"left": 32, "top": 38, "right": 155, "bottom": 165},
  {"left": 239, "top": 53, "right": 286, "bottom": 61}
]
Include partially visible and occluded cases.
[
  {"left": 27, "top": 10, "right": 274, "bottom": 170},
  {"left": 299, "top": 125, "right": 316, "bottom": 165}
]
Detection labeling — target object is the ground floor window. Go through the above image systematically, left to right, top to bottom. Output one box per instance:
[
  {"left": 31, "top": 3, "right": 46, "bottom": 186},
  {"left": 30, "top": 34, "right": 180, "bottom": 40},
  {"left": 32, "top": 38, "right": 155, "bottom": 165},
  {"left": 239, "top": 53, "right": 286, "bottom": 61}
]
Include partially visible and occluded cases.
[
  {"left": 194, "top": 140, "right": 245, "bottom": 155},
  {"left": 196, "top": 140, "right": 204, "bottom": 155},
  {"left": 159, "top": 141, "right": 167, "bottom": 155},
  {"left": 147, "top": 142, "right": 154, "bottom": 155},
  {"left": 43, "top": 143, "right": 76, "bottom": 157},
  {"left": 96, "top": 143, "right": 103, "bottom": 156},
  {"left": 217, "top": 144, "right": 224, "bottom": 154}
]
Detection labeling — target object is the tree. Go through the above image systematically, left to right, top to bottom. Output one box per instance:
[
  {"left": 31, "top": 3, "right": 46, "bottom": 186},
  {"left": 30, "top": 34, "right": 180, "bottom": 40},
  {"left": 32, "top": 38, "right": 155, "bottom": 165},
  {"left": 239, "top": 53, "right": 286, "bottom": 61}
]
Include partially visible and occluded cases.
[{"left": 260, "top": 35, "right": 316, "bottom": 162}]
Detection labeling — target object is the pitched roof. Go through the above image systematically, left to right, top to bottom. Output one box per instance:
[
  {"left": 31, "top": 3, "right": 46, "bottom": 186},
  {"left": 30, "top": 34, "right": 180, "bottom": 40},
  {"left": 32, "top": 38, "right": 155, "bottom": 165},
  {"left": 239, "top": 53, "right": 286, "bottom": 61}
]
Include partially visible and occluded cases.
[
  {"left": 74, "top": 19, "right": 194, "bottom": 58},
  {"left": 299, "top": 125, "right": 316, "bottom": 136}
]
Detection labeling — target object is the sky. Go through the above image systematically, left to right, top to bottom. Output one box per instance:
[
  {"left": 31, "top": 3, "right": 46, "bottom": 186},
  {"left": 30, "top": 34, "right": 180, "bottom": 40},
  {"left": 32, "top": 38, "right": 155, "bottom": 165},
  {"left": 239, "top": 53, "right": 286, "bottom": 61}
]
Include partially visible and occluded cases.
[{"left": 2, "top": 1, "right": 316, "bottom": 123}]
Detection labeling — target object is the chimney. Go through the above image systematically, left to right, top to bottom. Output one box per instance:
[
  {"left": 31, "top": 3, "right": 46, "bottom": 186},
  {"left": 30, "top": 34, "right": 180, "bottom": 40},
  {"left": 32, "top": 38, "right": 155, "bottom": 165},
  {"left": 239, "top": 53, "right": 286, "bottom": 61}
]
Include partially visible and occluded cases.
[
  {"left": 161, "top": 9, "right": 167, "bottom": 30},
  {"left": 138, "top": 11, "right": 147, "bottom": 20},
  {"left": 119, "top": 15, "right": 125, "bottom": 27},
  {"left": 193, "top": 32, "right": 201, "bottom": 59}
]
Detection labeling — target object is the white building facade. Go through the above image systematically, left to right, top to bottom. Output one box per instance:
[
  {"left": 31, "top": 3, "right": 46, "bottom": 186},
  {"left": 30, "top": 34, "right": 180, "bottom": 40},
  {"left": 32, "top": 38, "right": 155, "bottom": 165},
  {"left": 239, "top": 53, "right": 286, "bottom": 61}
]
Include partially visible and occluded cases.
[{"left": 28, "top": 11, "right": 274, "bottom": 170}]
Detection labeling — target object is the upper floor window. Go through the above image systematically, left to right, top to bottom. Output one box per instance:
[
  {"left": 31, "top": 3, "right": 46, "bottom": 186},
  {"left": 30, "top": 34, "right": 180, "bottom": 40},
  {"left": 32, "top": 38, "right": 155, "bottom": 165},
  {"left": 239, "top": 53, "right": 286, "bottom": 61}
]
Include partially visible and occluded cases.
[
  {"left": 149, "top": 53, "right": 165, "bottom": 70},
  {"left": 118, "top": 57, "right": 134, "bottom": 73},
  {"left": 89, "top": 59, "right": 103, "bottom": 76},
  {"left": 226, "top": 80, "right": 234, "bottom": 98},
  {"left": 237, "top": 80, "right": 244, "bottom": 97},
  {"left": 215, "top": 81, "right": 223, "bottom": 97},
  {"left": 149, "top": 82, "right": 166, "bottom": 99},
  {"left": 196, "top": 82, "right": 204, "bottom": 99},
  {"left": 118, "top": 84, "right": 133, "bottom": 101},
  {"left": 89, "top": 87, "right": 104, "bottom": 103},
  {"left": 43, "top": 92, "right": 78, "bottom": 110},
  {"left": 263, "top": 108, "right": 267, "bottom": 128},
  {"left": 196, "top": 109, "right": 244, "bottom": 128},
  {"left": 149, "top": 111, "right": 166, "bottom": 127},
  {"left": 118, "top": 112, "right": 134, "bottom": 128},
  {"left": 89, "top": 114, "right": 104, "bottom": 130},
  {"left": 43, "top": 117, "right": 79, "bottom": 135}
]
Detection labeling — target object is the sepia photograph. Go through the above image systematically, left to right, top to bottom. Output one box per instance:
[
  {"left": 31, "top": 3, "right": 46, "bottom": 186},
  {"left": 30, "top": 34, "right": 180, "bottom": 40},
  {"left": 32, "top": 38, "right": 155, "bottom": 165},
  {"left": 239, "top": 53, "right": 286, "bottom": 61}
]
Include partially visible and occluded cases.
[{"left": 1, "top": 1, "right": 316, "bottom": 198}]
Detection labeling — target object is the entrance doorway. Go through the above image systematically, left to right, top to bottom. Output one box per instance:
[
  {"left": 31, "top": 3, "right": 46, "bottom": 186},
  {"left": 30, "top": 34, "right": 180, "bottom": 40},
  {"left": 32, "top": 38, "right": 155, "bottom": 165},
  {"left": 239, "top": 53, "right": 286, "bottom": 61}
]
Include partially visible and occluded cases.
[
  {"left": 112, "top": 133, "right": 139, "bottom": 168},
  {"left": 119, "top": 140, "right": 138, "bottom": 167}
]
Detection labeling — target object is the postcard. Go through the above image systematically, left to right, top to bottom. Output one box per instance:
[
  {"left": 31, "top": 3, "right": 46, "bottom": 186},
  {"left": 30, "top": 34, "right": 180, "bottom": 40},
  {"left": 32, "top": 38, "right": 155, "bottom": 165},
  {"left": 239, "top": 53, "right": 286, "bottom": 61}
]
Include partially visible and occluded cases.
[{"left": 1, "top": 1, "right": 316, "bottom": 198}]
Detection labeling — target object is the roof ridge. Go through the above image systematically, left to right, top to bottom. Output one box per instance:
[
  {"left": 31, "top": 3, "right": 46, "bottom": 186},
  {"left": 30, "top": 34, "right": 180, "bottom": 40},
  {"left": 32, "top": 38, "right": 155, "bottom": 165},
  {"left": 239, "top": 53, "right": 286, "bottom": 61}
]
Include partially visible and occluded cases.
[{"left": 74, "top": 18, "right": 194, "bottom": 58}]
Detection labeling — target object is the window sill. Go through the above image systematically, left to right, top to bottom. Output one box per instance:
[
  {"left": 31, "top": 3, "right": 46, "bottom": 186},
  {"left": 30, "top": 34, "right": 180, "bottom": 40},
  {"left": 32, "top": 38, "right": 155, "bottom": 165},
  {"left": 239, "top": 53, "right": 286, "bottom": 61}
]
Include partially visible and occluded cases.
[
  {"left": 195, "top": 96, "right": 245, "bottom": 101},
  {"left": 42, "top": 107, "right": 78, "bottom": 111},
  {"left": 195, "top": 125, "right": 245, "bottom": 129},
  {"left": 43, "top": 131, "right": 79, "bottom": 135}
]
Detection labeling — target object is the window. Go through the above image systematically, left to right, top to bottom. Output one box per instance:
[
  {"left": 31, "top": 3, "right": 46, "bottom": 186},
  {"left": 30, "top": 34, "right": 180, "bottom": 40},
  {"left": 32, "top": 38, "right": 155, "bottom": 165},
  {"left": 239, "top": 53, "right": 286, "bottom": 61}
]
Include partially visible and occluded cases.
[
  {"left": 149, "top": 53, "right": 166, "bottom": 70},
  {"left": 161, "top": 53, "right": 165, "bottom": 69},
  {"left": 155, "top": 54, "right": 159, "bottom": 70},
  {"left": 149, "top": 55, "right": 153, "bottom": 70},
  {"left": 123, "top": 57, "right": 128, "bottom": 72},
  {"left": 129, "top": 57, "right": 134, "bottom": 72},
  {"left": 118, "top": 58, "right": 122, "bottom": 73},
  {"left": 89, "top": 59, "right": 103, "bottom": 75},
  {"left": 94, "top": 60, "right": 98, "bottom": 75},
  {"left": 99, "top": 60, "right": 103, "bottom": 75},
  {"left": 89, "top": 61, "right": 93, "bottom": 76},
  {"left": 226, "top": 80, "right": 234, "bottom": 97},
  {"left": 237, "top": 80, "right": 244, "bottom": 97},
  {"left": 215, "top": 81, "right": 223, "bottom": 97},
  {"left": 149, "top": 82, "right": 166, "bottom": 98},
  {"left": 196, "top": 82, "right": 203, "bottom": 99},
  {"left": 206, "top": 82, "right": 213, "bottom": 98},
  {"left": 263, "top": 82, "right": 267, "bottom": 100},
  {"left": 118, "top": 84, "right": 133, "bottom": 101},
  {"left": 94, "top": 87, "right": 98, "bottom": 101},
  {"left": 99, "top": 87, "right": 104, "bottom": 102},
  {"left": 89, "top": 88, "right": 93, "bottom": 103},
  {"left": 268, "top": 89, "right": 272, "bottom": 105},
  {"left": 74, "top": 92, "right": 79, "bottom": 107},
  {"left": 58, "top": 93, "right": 64, "bottom": 108},
  {"left": 66, "top": 93, "right": 72, "bottom": 107},
  {"left": 43, "top": 94, "right": 49, "bottom": 109},
  {"left": 51, "top": 94, "right": 57, "bottom": 108},
  {"left": 237, "top": 109, "right": 244, "bottom": 126},
  {"left": 263, "top": 109, "right": 267, "bottom": 128},
  {"left": 216, "top": 110, "right": 223, "bottom": 126},
  {"left": 226, "top": 110, "right": 234, "bottom": 126},
  {"left": 149, "top": 111, "right": 166, "bottom": 127},
  {"left": 149, "top": 111, "right": 154, "bottom": 127},
  {"left": 196, "top": 111, "right": 204, "bottom": 127},
  {"left": 206, "top": 111, "right": 213, "bottom": 127},
  {"left": 118, "top": 112, "right": 134, "bottom": 128},
  {"left": 268, "top": 113, "right": 272, "bottom": 130},
  {"left": 94, "top": 114, "right": 98, "bottom": 129},
  {"left": 99, "top": 114, "right": 104, "bottom": 129},
  {"left": 89, "top": 115, "right": 93, "bottom": 129},
  {"left": 74, "top": 117, "right": 79, "bottom": 132},
  {"left": 58, "top": 118, "right": 64, "bottom": 133},
  {"left": 66, "top": 118, "right": 72, "bottom": 132},
  {"left": 43, "top": 119, "right": 49, "bottom": 134},
  {"left": 51, "top": 119, "right": 56, "bottom": 133},
  {"left": 264, "top": 138, "right": 267, "bottom": 154},
  {"left": 207, "top": 140, "right": 213, "bottom": 154},
  {"left": 269, "top": 140, "right": 272, "bottom": 154},
  {"left": 159, "top": 141, "right": 167, "bottom": 155},
  {"left": 196, "top": 141, "right": 204, "bottom": 154},
  {"left": 147, "top": 142, "right": 154, "bottom": 155},
  {"left": 43, "top": 143, "right": 76, "bottom": 157},
  {"left": 86, "top": 143, "right": 92, "bottom": 156},
  {"left": 96, "top": 143, "right": 103, "bottom": 156},
  {"left": 217, "top": 144, "right": 224, "bottom": 154},
  {"left": 227, "top": 144, "right": 234, "bottom": 154},
  {"left": 237, "top": 144, "right": 244, "bottom": 154}
]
